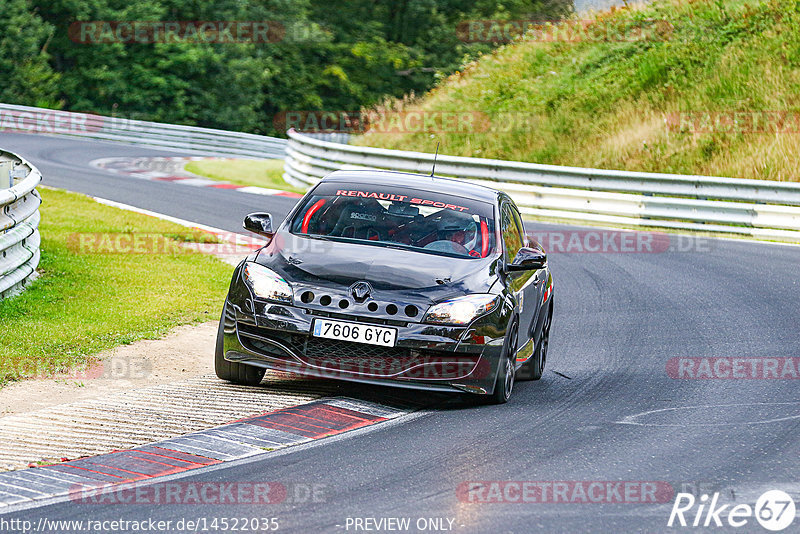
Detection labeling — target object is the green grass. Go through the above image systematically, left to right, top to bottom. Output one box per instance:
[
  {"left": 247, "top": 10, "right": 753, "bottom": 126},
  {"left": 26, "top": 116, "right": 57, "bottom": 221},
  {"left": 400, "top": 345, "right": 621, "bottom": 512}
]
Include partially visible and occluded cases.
[
  {"left": 355, "top": 0, "right": 800, "bottom": 182},
  {"left": 184, "top": 158, "right": 305, "bottom": 193},
  {"left": 0, "top": 188, "right": 234, "bottom": 387}
]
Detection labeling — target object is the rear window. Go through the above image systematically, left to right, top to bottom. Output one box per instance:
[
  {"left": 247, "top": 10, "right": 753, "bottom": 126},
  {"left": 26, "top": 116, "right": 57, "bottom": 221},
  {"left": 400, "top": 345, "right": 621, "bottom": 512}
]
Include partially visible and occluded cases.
[{"left": 289, "top": 183, "right": 496, "bottom": 259}]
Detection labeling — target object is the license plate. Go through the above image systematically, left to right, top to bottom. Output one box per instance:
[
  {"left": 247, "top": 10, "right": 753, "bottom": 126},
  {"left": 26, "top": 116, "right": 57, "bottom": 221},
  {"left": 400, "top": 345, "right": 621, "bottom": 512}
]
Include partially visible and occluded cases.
[{"left": 312, "top": 319, "right": 397, "bottom": 347}]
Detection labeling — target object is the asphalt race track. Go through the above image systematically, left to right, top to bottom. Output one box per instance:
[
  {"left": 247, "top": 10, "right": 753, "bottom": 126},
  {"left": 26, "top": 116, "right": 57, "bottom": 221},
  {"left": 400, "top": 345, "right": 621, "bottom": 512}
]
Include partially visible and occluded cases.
[
  {"left": 2, "top": 132, "right": 799, "bottom": 532},
  {"left": 0, "top": 133, "right": 300, "bottom": 233}
]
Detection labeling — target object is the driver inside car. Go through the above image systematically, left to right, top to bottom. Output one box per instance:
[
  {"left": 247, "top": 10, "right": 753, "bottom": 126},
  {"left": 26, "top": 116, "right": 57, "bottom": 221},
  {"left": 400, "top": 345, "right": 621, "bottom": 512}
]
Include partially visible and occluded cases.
[{"left": 420, "top": 210, "right": 479, "bottom": 255}]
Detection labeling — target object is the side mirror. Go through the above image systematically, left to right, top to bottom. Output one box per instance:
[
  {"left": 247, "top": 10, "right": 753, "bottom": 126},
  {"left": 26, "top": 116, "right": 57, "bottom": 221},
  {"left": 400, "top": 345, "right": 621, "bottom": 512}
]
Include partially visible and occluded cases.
[
  {"left": 243, "top": 213, "right": 274, "bottom": 238},
  {"left": 507, "top": 247, "right": 546, "bottom": 271}
]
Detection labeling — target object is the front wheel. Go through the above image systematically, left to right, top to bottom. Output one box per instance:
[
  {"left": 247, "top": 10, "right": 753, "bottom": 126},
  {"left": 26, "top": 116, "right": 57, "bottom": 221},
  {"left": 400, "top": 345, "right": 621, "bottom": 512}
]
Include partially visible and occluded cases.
[
  {"left": 214, "top": 307, "right": 266, "bottom": 387},
  {"left": 518, "top": 307, "right": 551, "bottom": 381},
  {"left": 486, "top": 320, "right": 518, "bottom": 404}
]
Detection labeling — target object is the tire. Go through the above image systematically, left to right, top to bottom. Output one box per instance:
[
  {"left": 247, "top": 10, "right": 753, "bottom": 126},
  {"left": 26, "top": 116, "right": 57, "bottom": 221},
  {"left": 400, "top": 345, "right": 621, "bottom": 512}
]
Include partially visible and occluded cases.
[
  {"left": 518, "top": 305, "right": 551, "bottom": 381},
  {"left": 214, "top": 307, "right": 266, "bottom": 387},
  {"left": 486, "top": 319, "right": 518, "bottom": 405}
]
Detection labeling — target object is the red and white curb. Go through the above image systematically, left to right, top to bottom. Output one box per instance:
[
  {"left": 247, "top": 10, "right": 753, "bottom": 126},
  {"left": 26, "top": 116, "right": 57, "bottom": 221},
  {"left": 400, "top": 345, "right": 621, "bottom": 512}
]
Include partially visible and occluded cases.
[
  {"left": 90, "top": 157, "right": 302, "bottom": 198},
  {"left": 0, "top": 398, "right": 413, "bottom": 508}
]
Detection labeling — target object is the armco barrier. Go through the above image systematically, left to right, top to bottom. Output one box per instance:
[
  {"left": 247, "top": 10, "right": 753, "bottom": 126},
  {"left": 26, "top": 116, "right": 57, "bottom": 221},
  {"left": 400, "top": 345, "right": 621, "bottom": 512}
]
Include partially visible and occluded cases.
[
  {"left": 0, "top": 103, "right": 287, "bottom": 158},
  {"left": 284, "top": 129, "right": 800, "bottom": 242},
  {"left": 0, "top": 150, "right": 41, "bottom": 300}
]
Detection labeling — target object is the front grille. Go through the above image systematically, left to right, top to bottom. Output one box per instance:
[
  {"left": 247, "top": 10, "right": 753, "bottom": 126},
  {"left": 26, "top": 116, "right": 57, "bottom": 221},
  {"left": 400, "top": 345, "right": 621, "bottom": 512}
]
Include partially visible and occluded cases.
[
  {"left": 238, "top": 324, "right": 479, "bottom": 380},
  {"left": 294, "top": 337, "right": 416, "bottom": 377},
  {"left": 304, "top": 337, "right": 410, "bottom": 360}
]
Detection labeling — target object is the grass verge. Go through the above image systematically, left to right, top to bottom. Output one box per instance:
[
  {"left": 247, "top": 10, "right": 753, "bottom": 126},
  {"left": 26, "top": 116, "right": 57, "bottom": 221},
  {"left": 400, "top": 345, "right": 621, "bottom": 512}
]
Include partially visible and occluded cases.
[
  {"left": 355, "top": 0, "right": 800, "bottom": 182},
  {"left": 184, "top": 158, "right": 305, "bottom": 193},
  {"left": 0, "top": 188, "right": 233, "bottom": 388}
]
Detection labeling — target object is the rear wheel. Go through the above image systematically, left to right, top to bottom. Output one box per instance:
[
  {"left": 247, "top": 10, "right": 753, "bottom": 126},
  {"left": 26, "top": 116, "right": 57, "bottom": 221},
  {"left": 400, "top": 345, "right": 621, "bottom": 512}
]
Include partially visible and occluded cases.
[
  {"left": 518, "top": 306, "right": 551, "bottom": 381},
  {"left": 215, "top": 307, "right": 266, "bottom": 386},
  {"left": 486, "top": 319, "right": 518, "bottom": 404}
]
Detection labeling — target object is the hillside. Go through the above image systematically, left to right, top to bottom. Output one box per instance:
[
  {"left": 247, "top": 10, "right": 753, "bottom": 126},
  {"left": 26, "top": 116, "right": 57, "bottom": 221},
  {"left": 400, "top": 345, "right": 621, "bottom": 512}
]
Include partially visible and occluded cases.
[{"left": 355, "top": 0, "right": 800, "bottom": 181}]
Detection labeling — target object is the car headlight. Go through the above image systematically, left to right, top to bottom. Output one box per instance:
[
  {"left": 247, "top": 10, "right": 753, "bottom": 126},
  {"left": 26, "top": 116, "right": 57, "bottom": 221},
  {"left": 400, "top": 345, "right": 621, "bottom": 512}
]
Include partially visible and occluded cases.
[
  {"left": 242, "top": 262, "right": 293, "bottom": 303},
  {"left": 424, "top": 294, "right": 500, "bottom": 326}
]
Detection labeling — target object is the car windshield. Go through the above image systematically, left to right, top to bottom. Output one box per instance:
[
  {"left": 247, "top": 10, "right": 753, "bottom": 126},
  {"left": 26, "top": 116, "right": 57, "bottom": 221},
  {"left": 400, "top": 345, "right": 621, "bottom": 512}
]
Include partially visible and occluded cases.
[{"left": 290, "top": 183, "right": 497, "bottom": 259}]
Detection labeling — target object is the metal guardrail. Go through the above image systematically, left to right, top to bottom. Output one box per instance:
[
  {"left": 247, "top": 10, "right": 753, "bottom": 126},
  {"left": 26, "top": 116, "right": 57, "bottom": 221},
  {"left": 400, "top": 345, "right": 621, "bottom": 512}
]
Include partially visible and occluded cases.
[
  {"left": 0, "top": 103, "right": 287, "bottom": 159},
  {"left": 284, "top": 129, "right": 800, "bottom": 242},
  {"left": 0, "top": 150, "right": 41, "bottom": 300}
]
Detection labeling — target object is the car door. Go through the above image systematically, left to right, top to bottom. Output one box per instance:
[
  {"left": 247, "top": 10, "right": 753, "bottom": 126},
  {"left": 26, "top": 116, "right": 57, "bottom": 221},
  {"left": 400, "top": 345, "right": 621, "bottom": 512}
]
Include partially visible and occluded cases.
[
  {"left": 500, "top": 202, "right": 537, "bottom": 360},
  {"left": 510, "top": 203, "right": 547, "bottom": 340}
]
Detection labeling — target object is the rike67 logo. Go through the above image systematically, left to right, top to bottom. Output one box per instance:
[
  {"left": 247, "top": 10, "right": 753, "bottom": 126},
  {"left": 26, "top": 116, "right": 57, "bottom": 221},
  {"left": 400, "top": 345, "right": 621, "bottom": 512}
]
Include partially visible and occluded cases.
[{"left": 668, "top": 489, "right": 796, "bottom": 531}]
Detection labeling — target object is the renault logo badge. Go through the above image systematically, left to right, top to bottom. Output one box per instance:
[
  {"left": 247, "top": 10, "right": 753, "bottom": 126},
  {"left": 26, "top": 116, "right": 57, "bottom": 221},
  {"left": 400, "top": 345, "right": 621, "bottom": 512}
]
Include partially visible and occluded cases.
[{"left": 350, "top": 281, "right": 373, "bottom": 302}]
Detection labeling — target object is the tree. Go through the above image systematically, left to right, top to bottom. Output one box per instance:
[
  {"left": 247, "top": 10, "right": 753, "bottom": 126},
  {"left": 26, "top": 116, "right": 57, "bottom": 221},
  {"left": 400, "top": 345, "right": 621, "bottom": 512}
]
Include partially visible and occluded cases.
[
  {"left": 0, "top": 0, "right": 59, "bottom": 107},
  {"left": 9, "top": 0, "right": 574, "bottom": 133}
]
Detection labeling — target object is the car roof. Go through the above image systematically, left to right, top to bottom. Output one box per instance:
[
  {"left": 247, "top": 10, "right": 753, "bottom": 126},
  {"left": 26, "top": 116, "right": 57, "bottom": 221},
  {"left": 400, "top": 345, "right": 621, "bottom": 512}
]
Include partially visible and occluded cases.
[{"left": 319, "top": 169, "right": 502, "bottom": 204}]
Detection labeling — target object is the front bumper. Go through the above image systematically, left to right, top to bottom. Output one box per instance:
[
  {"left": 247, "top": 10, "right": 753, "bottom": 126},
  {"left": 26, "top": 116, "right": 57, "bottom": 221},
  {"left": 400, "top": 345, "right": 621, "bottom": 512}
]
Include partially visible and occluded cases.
[{"left": 221, "top": 296, "right": 508, "bottom": 396}]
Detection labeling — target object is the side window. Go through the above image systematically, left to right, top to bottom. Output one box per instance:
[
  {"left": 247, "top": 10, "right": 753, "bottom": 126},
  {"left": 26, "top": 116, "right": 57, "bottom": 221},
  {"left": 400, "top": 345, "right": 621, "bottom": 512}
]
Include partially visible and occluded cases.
[
  {"left": 501, "top": 204, "right": 524, "bottom": 263},
  {"left": 510, "top": 205, "right": 527, "bottom": 248}
]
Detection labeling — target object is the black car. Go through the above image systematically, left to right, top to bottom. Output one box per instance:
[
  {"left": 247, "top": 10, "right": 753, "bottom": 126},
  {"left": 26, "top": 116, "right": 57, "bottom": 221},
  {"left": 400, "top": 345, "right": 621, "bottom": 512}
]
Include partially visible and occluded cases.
[{"left": 215, "top": 170, "right": 554, "bottom": 403}]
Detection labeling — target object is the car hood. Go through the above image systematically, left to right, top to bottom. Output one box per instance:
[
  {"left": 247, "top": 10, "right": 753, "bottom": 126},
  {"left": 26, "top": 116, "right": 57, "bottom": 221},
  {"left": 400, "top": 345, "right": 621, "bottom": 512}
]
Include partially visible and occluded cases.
[{"left": 255, "top": 231, "right": 497, "bottom": 297}]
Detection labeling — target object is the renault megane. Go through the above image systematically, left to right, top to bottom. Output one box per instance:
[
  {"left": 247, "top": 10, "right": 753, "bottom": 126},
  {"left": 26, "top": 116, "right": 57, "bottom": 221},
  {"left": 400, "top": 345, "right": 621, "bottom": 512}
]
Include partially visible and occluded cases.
[{"left": 215, "top": 170, "right": 554, "bottom": 403}]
